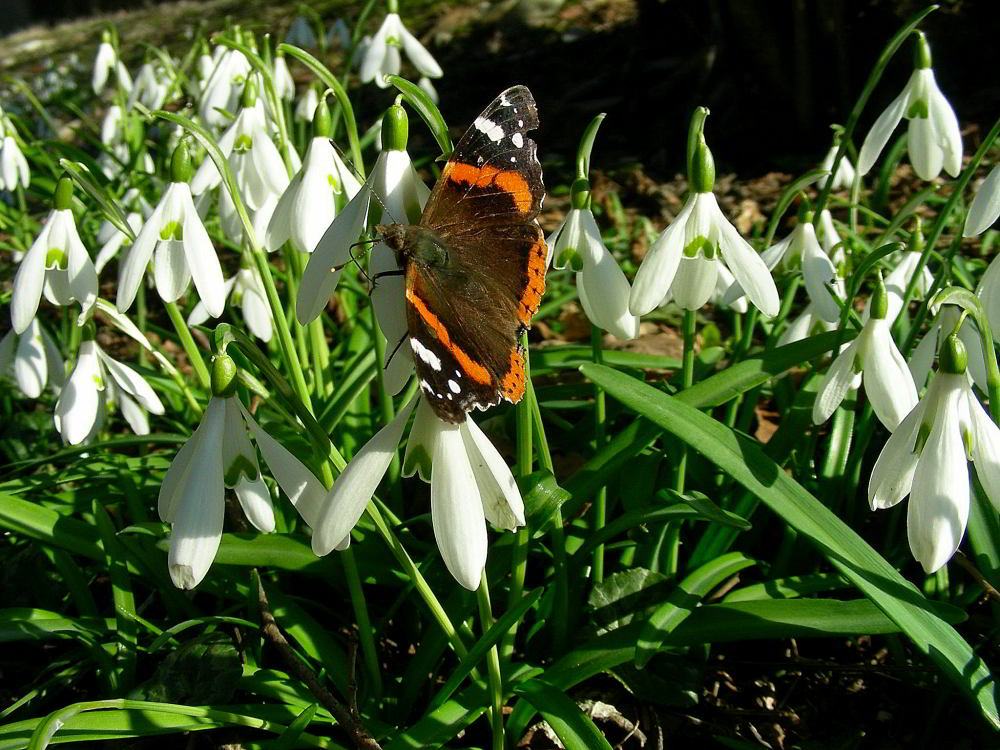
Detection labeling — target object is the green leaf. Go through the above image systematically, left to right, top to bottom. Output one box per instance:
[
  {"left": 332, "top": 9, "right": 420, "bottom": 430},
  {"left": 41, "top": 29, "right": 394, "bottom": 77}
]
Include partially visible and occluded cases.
[
  {"left": 386, "top": 75, "right": 453, "bottom": 158},
  {"left": 58, "top": 159, "right": 135, "bottom": 241},
  {"left": 580, "top": 362, "right": 998, "bottom": 727},
  {"left": 520, "top": 470, "right": 571, "bottom": 535},
  {"left": 635, "top": 552, "right": 755, "bottom": 667},
  {"left": 587, "top": 568, "right": 670, "bottom": 634},
  {"left": 130, "top": 632, "right": 242, "bottom": 704},
  {"left": 512, "top": 679, "right": 613, "bottom": 750}
]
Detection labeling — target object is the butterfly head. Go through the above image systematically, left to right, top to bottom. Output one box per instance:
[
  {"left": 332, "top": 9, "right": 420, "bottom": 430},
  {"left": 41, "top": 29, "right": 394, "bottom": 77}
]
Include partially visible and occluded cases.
[{"left": 377, "top": 223, "right": 450, "bottom": 270}]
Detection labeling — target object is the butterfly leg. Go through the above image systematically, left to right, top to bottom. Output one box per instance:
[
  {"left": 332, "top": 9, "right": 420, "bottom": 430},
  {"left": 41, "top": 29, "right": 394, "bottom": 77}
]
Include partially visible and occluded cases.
[{"left": 384, "top": 332, "right": 407, "bottom": 369}]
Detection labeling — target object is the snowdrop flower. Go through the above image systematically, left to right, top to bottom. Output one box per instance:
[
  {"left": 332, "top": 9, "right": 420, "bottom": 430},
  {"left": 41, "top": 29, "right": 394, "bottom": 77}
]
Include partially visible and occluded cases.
[
  {"left": 360, "top": 13, "right": 443, "bottom": 88},
  {"left": 285, "top": 15, "right": 318, "bottom": 49},
  {"left": 328, "top": 18, "right": 351, "bottom": 49},
  {"left": 857, "top": 32, "right": 961, "bottom": 181},
  {"left": 92, "top": 33, "right": 132, "bottom": 95},
  {"left": 196, "top": 44, "right": 215, "bottom": 85},
  {"left": 199, "top": 47, "right": 251, "bottom": 130},
  {"left": 273, "top": 52, "right": 295, "bottom": 101},
  {"left": 128, "top": 61, "right": 170, "bottom": 110},
  {"left": 191, "top": 81, "right": 288, "bottom": 212},
  {"left": 295, "top": 86, "right": 319, "bottom": 123},
  {"left": 266, "top": 98, "right": 362, "bottom": 254},
  {"left": 298, "top": 104, "right": 429, "bottom": 393},
  {"left": 100, "top": 105, "right": 123, "bottom": 147},
  {"left": 0, "top": 130, "right": 30, "bottom": 192},
  {"left": 631, "top": 134, "right": 779, "bottom": 317},
  {"left": 820, "top": 142, "right": 856, "bottom": 191},
  {"left": 117, "top": 143, "right": 226, "bottom": 317},
  {"left": 964, "top": 165, "right": 1000, "bottom": 238},
  {"left": 11, "top": 177, "right": 97, "bottom": 334},
  {"left": 546, "top": 183, "right": 638, "bottom": 339},
  {"left": 815, "top": 209, "right": 844, "bottom": 261},
  {"left": 95, "top": 212, "right": 142, "bottom": 275},
  {"left": 730, "top": 214, "right": 844, "bottom": 323},
  {"left": 866, "top": 220, "right": 934, "bottom": 324},
  {"left": 661, "top": 262, "right": 747, "bottom": 314},
  {"left": 189, "top": 267, "right": 272, "bottom": 342},
  {"left": 813, "top": 273, "right": 917, "bottom": 429},
  {"left": 777, "top": 301, "right": 836, "bottom": 347},
  {"left": 910, "top": 306, "right": 988, "bottom": 394},
  {"left": 0, "top": 318, "right": 64, "bottom": 398},
  {"left": 54, "top": 329, "right": 164, "bottom": 445},
  {"left": 869, "top": 333, "right": 1000, "bottom": 573},
  {"left": 159, "top": 353, "right": 326, "bottom": 589},
  {"left": 310, "top": 395, "right": 524, "bottom": 589}
]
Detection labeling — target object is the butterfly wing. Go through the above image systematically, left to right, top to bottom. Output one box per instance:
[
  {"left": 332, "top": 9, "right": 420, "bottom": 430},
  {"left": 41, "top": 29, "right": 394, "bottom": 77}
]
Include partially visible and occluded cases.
[{"left": 404, "top": 86, "right": 546, "bottom": 422}]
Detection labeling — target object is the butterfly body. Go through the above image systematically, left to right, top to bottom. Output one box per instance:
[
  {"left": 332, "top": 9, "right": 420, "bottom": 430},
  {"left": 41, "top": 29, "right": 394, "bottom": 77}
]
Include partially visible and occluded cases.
[{"left": 381, "top": 85, "right": 546, "bottom": 423}]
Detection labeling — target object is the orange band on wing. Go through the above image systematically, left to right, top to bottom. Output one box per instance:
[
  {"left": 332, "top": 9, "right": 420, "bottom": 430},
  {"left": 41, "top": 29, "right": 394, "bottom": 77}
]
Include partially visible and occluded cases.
[
  {"left": 445, "top": 162, "right": 533, "bottom": 213},
  {"left": 517, "top": 239, "right": 548, "bottom": 326},
  {"left": 406, "top": 287, "right": 492, "bottom": 385},
  {"left": 501, "top": 347, "right": 525, "bottom": 402}
]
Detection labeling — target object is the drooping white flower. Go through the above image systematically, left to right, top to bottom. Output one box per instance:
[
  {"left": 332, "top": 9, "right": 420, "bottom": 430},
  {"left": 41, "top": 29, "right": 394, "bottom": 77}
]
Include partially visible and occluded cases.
[
  {"left": 360, "top": 13, "right": 442, "bottom": 88},
  {"left": 285, "top": 15, "right": 318, "bottom": 49},
  {"left": 857, "top": 33, "right": 961, "bottom": 181},
  {"left": 92, "top": 37, "right": 132, "bottom": 95},
  {"left": 198, "top": 47, "right": 252, "bottom": 130},
  {"left": 273, "top": 53, "right": 295, "bottom": 101},
  {"left": 128, "top": 61, "right": 170, "bottom": 110},
  {"left": 295, "top": 86, "right": 319, "bottom": 123},
  {"left": 191, "top": 87, "right": 288, "bottom": 212},
  {"left": 266, "top": 99, "right": 362, "bottom": 254},
  {"left": 298, "top": 104, "right": 428, "bottom": 394},
  {"left": 0, "top": 132, "right": 30, "bottom": 192},
  {"left": 117, "top": 144, "right": 226, "bottom": 317},
  {"left": 820, "top": 145, "right": 856, "bottom": 191},
  {"left": 630, "top": 155, "right": 778, "bottom": 318},
  {"left": 964, "top": 165, "right": 1000, "bottom": 238},
  {"left": 11, "top": 179, "right": 97, "bottom": 334},
  {"left": 546, "top": 205, "right": 638, "bottom": 340},
  {"left": 95, "top": 212, "right": 142, "bottom": 275},
  {"left": 728, "top": 216, "right": 844, "bottom": 323},
  {"left": 661, "top": 261, "right": 748, "bottom": 314},
  {"left": 189, "top": 267, "right": 272, "bottom": 342},
  {"left": 812, "top": 275, "right": 917, "bottom": 429},
  {"left": 777, "top": 301, "right": 836, "bottom": 347},
  {"left": 0, "top": 317, "right": 64, "bottom": 398},
  {"left": 869, "top": 334, "right": 1000, "bottom": 573},
  {"left": 54, "top": 335, "right": 164, "bottom": 445},
  {"left": 159, "top": 354, "right": 326, "bottom": 589},
  {"left": 310, "top": 396, "right": 524, "bottom": 590}
]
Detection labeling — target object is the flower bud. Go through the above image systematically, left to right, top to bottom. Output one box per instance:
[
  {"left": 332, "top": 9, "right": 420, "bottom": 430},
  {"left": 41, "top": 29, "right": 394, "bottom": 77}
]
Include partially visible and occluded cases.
[
  {"left": 313, "top": 96, "right": 332, "bottom": 139},
  {"left": 381, "top": 103, "right": 408, "bottom": 151},
  {"left": 690, "top": 135, "right": 715, "bottom": 193},
  {"left": 170, "top": 141, "right": 193, "bottom": 183},
  {"left": 54, "top": 176, "right": 74, "bottom": 211},
  {"left": 570, "top": 177, "right": 590, "bottom": 210},
  {"left": 907, "top": 216, "right": 924, "bottom": 254},
  {"left": 938, "top": 333, "right": 967, "bottom": 375},
  {"left": 211, "top": 353, "right": 239, "bottom": 398}
]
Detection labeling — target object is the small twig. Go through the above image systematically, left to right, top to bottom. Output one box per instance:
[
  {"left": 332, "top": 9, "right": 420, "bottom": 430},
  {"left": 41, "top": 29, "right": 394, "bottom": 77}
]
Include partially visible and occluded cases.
[
  {"left": 955, "top": 551, "right": 1000, "bottom": 603},
  {"left": 255, "top": 573, "right": 382, "bottom": 750},
  {"left": 347, "top": 631, "right": 361, "bottom": 722}
]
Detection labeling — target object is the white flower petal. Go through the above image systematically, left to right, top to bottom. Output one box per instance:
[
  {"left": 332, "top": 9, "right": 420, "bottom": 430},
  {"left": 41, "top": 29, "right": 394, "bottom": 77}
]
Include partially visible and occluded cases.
[
  {"left": 399, "top": 24, "right": 442, "bottom": 78},
  {"left": 927, "top": 73, "right": 962, "bottom": 178},
  {"left": 857, "top": 86, "right": 910, "bottom": 176},
  {"left": 908, "top": 115, "right": 943, "bottom": 181},
  {"left": 965, "top": 165, "right": 1000, "bottom": 238},
  {"left": 180, "top": 187, "right": 226, "bottom": 318},
  {"left": 117, "top": 196, "right": 167, "bottom": 313},
  {"left": 629, "top": 196, "right": 694, "bottom": 316},
  {"left": 716, "top": 206, "right": 779, "bottom": 317},
  {"left": 11, "top": 213, "right": 54, "bottom": 333},
  {"left": 576, "top": 237, "right": 639, "bottom": 339},
  {"left": 670, "top": 255, "right": 717, "bottom": 312},
  {"left": 13, "top": 320, "right": 47, "bottom": 398},
  {"left": 862, "top": 320, "right": 918, "bottom": 430},
  {"left": 908, "top": 323, "right": 939, "bottom": 390},
  {"left": 812, "top": 339, "right": 862, "bottom": 425},
  {"left": 53, "top": 340, "right": 103, "bottom": 446},
  {"left": 100, "top": 351, "right": 164, "bottom": 415},
  {"left": 908, "top": 381, "right": 968, "bottom": 572},
  {"left": 118, "top": 390, "right": 150, "bottom": 435},
  {"left": 868, "top": 394, "right": 928, "bottom": 510},
  {"left": 969, "top": 394, "right": 1000, "bottom": 514},
  {"left": 310, "top": 395, "right": 417, "bottom": 555},
  {"left": 403, "top": 396, "right": 438, "bottom": 482},
  {"left": 248, "top": 413, "right": 328, "bottom": 526},
  {"left": 461, "top": 418, "right": 524, "bottom": 530},
  {"left": 432, "top": 422, "right": 487, "bottom": 590},
  {"left": 234, "top": 475, "right": 276, "bottom": 532}
]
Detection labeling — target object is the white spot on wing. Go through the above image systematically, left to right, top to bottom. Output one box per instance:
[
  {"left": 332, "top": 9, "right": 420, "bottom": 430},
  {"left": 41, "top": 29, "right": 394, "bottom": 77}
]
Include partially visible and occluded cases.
[
  {"left": 474, "top": 116, "right": 504, "bottom": 143},
  {"left": 518, "top": 119, "right": 523, "bottom": 127},
  {"left": 511, "top": 132, "right": 524, "bottom": 148},
  {"left": 510, "top": 156, "right": 516, "bottom": 163},
  {"left": 410, "top": 339, "right": 442, "bottom": 371},
  {"left": 447, "top": 379, "right": 461, "bottom": 394}
]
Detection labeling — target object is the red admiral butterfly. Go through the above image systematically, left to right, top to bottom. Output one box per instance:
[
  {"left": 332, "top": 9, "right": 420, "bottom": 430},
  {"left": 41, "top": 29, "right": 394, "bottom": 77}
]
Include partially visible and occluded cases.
[{"left": 379, "top": 86, "right": 546, "bottom": 423}]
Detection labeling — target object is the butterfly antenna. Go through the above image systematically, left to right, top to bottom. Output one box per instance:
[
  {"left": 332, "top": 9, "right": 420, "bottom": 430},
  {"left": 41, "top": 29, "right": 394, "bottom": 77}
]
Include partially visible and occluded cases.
[
  {"left": 326, "top": 128, "right": 402, "bottom": 226},
  {"left": 331, "top": 236, "right": 376, "bottom": 284}
]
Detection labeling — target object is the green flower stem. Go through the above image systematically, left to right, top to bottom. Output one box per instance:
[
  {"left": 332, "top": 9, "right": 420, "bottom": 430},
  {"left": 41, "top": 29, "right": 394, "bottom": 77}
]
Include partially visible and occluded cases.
[
  {"left": 813, "top": 4, "right": 938, "bottom": 217},
  {"left": 285, "top": 246, "right": 311, "bottom": 376},
  {"left": 136, "top": 280, "right": 148, "bottom": 367},
  {"left": 164, "top": 300, "right": 210, "bottom": 389},
  {"left": 309, "top": 316, "right": 329, "bottom": 397},
  {"left": 591, "top": 324, "right": 607, "bottom": 584},
  {"left": 503, "top": 335, "right": 534, "bottom": 662},
  {"left": 341, "top": 546, "right": 382, "bottom": 697},
  {"left": 477, "top": 574, "right": 505, "bottom": 750}
]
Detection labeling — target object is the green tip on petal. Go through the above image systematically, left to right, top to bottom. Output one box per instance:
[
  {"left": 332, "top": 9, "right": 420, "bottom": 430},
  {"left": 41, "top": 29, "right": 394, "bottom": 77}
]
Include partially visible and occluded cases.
[
  {"left": 100, "top": 29, "right": 113, "bottom": 44},
  {"left": 914, "top": 31, "right": 932, "bottom": 69},
  {"left": 241, "top": 77, "right": 259, "bottom": 109},
  {"left": 313, "top": 97, "right": 332, "bottom": 139},
  {"left": 382, "top": 103, "right": 408, "bottom": 152},
  {"left": 690, "top": 135, "right": 715, "bottom": 193},
  {"left": 170, "top": 141, "right": 193, "bottom": 183},
  {"left": 54, "top": 176, "right": 74, "bottom": 211},
  {"left": 570, "top": 177, "right": 591, "bottom": 210},
  {"left": 558, "top": 246, "right": 583, "bottom": 272},
  {"left": 871, "top": 270, "right": 889, "bottom": 320},
  {"left": 81, "top": 321, "right": 97, "bottom": 341},
  {"left": 939, "top": 333, "right": 967, "bottom": 375},
  {"left": 211, "top": 353, "right": 239, "bottom": 398}
]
